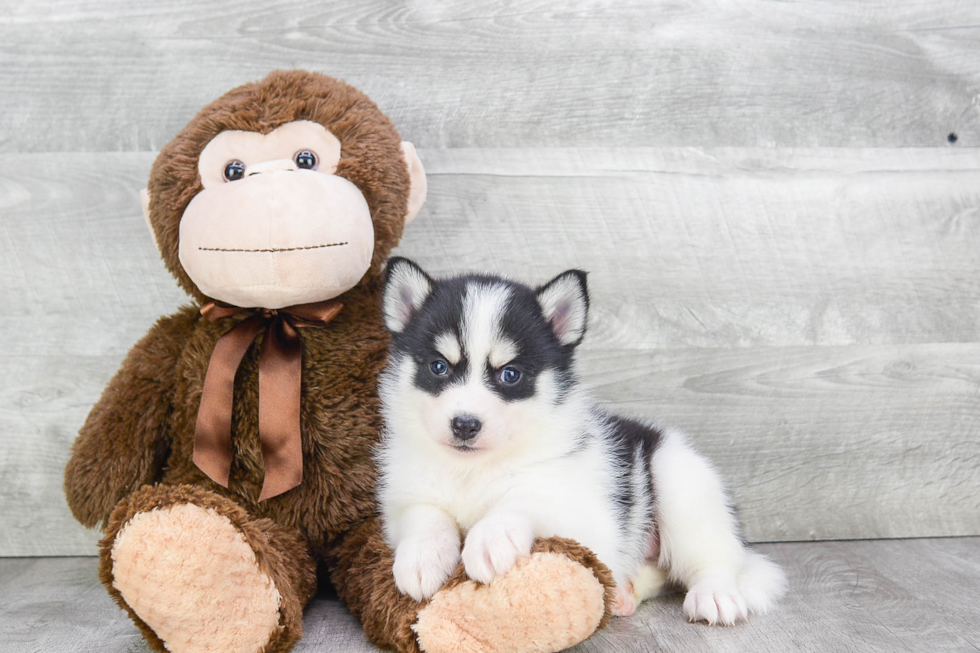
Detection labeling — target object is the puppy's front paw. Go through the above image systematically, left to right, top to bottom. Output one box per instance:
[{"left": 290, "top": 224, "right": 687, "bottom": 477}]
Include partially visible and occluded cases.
[
  {"left": 462, "top": 512, "right": 534, "bottom": 585},
  {"left": 393, "top": 535, "right": 461, "bottom": 602},
  {"left": 683, "top": 571, "right": 748, "bottom": 625}
]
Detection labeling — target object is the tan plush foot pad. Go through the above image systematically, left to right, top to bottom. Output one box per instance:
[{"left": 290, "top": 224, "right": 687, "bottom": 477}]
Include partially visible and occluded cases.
[
  {"left": 111, "top": 503, "right": 282, "bottom": 653},
  {"left": 414, "top": 551, "right": 606, "bottom": 653}
]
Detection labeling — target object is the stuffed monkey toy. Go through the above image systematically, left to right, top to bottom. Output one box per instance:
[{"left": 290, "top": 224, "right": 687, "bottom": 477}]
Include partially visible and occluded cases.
[{"left": 64, "top": 70, "right": 614, "bottom": 653}]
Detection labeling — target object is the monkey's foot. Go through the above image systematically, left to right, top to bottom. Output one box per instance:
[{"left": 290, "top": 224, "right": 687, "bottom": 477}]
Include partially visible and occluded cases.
[
  {"left": 99, "top": 485, "right": 314, "bottom": 653},
  {"left": 109, "top": 501, "right": 283, "bottom": 652},
  {"left": 415, "top": 542, "right": 610, "bottom": 653}
]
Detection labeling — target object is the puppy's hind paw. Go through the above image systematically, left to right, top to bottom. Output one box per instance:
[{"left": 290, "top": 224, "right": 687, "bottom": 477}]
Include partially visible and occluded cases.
[
  {"left": 683, "top": 572, "right": 748, "bottom": 626},
  {"left": 611, "top": 583, "right": 637, "bottom": 617}
]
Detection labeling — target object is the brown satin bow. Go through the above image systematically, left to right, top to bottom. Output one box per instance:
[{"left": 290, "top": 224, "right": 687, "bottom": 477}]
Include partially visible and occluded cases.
[{"left": 193, "top": 300, "right": 343, "bottom": 501}]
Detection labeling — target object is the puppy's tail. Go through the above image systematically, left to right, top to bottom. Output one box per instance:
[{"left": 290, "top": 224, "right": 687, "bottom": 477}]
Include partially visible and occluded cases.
[{"left": 737, "top": 550, "right": 787, "bottom": 615}]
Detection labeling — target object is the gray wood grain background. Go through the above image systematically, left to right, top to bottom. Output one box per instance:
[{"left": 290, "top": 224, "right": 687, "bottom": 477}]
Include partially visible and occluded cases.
[
  {"left": 1, "top": 0, "right": 978, "bottom": 556},
  {"left": 2, "top": 0, "right": 979, "bottom": 151}
]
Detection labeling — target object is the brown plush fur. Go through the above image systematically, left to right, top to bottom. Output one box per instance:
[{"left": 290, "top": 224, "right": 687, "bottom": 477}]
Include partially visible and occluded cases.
[
  {"left": 64, "top": 70, "right": 614, "bottom": 653},
  {"left": 330, "top": 517, "right": 428, "bottom": 653}
]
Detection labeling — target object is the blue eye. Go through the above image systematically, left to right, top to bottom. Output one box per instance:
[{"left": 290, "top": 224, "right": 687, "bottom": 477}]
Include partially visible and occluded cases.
[
  {"left": 430, "top": 359, "right": 449, "bottom": 376},
  {"left": 499, "top": 366, "right": 522, "bottom": 385}
]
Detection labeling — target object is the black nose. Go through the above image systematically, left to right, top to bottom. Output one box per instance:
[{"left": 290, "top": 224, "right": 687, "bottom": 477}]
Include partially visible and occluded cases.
[{"left": 451, "top": 415, "right": 482, "bottom": 441}]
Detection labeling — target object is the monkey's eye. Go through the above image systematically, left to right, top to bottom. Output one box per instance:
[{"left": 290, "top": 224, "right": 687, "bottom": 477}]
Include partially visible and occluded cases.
[
  {"left": 294, "top": 150, "right": 318, "bottom": 170},
  {"left": 223, "top": 160, "right": 246, "bottom": 182},
  {"left": 429, "top": 359, "right": 449, "bottom": 376},
  {"left": 499, "top": 366, "right": 522, "bottom": 385}
]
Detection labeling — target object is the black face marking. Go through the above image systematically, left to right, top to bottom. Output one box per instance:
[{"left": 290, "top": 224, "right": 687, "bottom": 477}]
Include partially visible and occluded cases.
[
  {"left": 388, "top": 269, "right": 583, "bottom": 402},
  {"left": 390, "top": 276, "right": 470, "bottom": 396},
  {"left": 485, "top": 282, "right": 577, "bottom": 403},
  {"left": 412, "top": 353, "right": 469, "bottom": 396}
]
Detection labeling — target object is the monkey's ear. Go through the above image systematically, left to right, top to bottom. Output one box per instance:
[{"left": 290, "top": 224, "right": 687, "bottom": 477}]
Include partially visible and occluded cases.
[
  {"left": 401, "top": 142, "right": 427, "bottom": 224},
  {"left": 140, "top": 188, "right": 160, "bottom": 251},
  {"left": 383, "top": 257, "right": 434, "bottom": 333},
  {"left": 535, "top": 270, "right": 589, "bottom": 347}
]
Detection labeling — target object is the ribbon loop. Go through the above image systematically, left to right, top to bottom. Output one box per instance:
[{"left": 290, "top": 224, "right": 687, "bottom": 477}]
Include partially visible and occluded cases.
[{"left": 193, "top": 300, "right": 342, "bottom": 500}]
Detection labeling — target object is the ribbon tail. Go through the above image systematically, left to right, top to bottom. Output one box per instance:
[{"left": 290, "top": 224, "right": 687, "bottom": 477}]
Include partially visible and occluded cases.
[
  {"left": 193, "top": 314, "right": 266, "bottom": 487},
  {"left": 257, "top": 318, "right": 304, "bottom": 501}
]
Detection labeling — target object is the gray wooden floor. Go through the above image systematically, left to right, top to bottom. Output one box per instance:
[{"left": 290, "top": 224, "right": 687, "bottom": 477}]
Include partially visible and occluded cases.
[{"left": 2, "top": 538, "right": 979, "bottom": 653}]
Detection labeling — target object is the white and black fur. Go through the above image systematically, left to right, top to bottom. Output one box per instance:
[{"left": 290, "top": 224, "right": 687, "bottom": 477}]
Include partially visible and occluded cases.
[{"left": 376, "top": 257, "right": 786, "bottom": 623}]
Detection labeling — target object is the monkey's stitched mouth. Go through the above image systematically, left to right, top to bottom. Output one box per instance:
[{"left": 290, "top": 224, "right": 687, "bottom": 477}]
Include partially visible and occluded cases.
[{"left": 198, "top": 242, "right": 348, "bottom": 253}]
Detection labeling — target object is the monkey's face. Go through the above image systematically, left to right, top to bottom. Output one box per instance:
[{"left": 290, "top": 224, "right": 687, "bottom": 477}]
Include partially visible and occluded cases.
[
  {"left": 144, "top": 71, "right": 427, "bottom": 307},
  {"left": 174, "top": 120, "right": 374, "bottom": 309}
]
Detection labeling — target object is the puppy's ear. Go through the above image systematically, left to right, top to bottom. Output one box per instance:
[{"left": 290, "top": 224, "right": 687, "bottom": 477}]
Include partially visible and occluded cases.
[
  {"left": 383, "top": 257, "right": 434, "bottom": 333},
  {"left": 535, "top": 270, "right": 589, "bottom": 346}
]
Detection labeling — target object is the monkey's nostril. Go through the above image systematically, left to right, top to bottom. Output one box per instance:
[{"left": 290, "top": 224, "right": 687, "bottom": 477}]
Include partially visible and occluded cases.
[{"left": 451, "top": 415, "right": 482, "bottom": 441}]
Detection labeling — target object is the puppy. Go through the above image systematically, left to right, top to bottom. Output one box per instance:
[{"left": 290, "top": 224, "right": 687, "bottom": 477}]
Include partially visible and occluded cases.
[{"left": 376, "top": 257, "right": 786, "bottom": 623}]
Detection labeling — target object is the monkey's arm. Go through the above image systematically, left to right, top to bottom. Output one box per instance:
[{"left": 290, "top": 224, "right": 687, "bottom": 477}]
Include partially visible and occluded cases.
[{"left": 64, "top": 308, "right": 198, "bottom": 529}]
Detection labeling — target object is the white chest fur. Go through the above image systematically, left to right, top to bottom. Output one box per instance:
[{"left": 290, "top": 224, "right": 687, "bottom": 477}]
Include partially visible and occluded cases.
[{"left": 378, "top": 414, "right": 631, "bottom": 581}]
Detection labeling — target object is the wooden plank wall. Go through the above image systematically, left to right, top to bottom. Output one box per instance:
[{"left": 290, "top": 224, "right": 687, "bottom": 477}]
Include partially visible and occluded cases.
[{"left": 1, "top": 1, "right": 978, "bottom": 555}]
